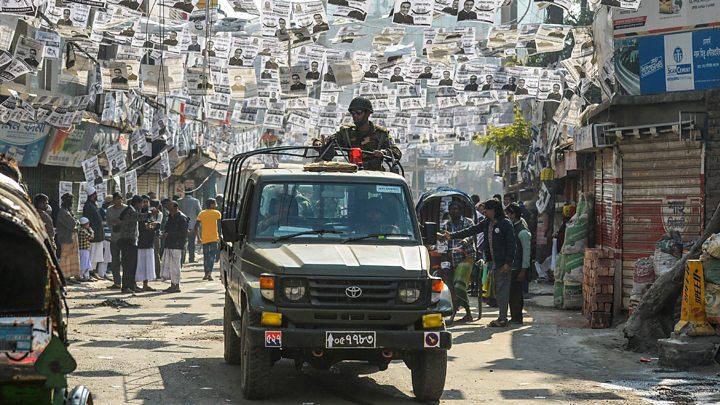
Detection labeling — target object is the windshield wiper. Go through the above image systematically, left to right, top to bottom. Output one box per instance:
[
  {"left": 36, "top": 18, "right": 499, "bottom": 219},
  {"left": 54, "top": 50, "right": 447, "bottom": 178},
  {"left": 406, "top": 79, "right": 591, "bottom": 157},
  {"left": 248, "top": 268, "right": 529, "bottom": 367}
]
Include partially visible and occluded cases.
[
  {"left": 272, "top": 229, "right": 345, "bottom": 243},
  {"left": 343, "top": 233, "right": 411, "bottom": 243}
]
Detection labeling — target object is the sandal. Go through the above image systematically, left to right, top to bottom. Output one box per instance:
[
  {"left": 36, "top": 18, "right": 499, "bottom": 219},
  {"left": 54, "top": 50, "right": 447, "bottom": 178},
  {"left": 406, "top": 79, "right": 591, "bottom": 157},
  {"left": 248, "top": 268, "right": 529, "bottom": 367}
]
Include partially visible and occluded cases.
[{"left": 488, "top": 319, "right": 508, "bottom": 327}]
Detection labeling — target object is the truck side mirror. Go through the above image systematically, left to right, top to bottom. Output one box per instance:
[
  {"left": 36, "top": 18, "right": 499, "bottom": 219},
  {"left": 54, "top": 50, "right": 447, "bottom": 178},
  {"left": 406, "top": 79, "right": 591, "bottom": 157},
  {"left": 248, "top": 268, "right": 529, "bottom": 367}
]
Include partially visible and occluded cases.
[
  {"left": 221, "top": 218, "right": 240, "bottom": 242},
  {"left": 423, "top": 222, "right": 437, "bottom": 246}
]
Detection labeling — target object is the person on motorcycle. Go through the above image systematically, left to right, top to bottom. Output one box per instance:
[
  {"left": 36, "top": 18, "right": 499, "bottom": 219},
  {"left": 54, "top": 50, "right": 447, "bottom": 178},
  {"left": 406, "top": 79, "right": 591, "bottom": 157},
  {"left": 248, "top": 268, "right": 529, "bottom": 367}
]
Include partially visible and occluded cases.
[{"left": 317, "top": 97, "right": 402, "bottom": 171}]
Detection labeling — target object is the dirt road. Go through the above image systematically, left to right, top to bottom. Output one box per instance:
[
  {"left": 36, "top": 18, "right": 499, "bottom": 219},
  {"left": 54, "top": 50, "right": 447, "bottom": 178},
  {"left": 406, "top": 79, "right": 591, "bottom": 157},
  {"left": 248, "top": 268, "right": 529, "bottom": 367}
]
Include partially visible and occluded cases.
[{"left": 66, "top": 262, "right": 719, "bottom": 404}]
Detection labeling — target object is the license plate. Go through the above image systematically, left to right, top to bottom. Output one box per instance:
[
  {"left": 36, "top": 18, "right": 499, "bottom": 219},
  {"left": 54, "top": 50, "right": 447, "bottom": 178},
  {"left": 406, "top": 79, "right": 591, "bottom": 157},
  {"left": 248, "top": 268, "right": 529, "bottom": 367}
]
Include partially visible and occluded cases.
[{"left": 325, "top": 331, "right": 376, "bottom": 349}]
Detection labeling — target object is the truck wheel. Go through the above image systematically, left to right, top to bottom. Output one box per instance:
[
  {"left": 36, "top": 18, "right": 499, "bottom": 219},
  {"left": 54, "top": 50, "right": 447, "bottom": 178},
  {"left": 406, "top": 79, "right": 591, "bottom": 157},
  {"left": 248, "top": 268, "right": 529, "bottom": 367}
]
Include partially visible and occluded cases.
[
  {"left": 224, "top": 290, "right": 241, "bottom": 365},
  {"left": 240, "top": 309, "right": 273, "bottom": 399},
  {"left": 411, "top": 350, "right": 447, "bottom": 402}
]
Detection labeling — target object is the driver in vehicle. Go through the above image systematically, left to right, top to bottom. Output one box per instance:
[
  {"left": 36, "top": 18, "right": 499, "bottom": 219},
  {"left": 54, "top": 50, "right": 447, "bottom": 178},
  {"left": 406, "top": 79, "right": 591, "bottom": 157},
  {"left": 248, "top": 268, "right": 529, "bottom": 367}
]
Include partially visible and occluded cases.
[
  {"left": 257, "top": 197, "right": 299, "bottom": 235},
  {"left": 356, "top": 198, "right": 400, "bottom": 235}
]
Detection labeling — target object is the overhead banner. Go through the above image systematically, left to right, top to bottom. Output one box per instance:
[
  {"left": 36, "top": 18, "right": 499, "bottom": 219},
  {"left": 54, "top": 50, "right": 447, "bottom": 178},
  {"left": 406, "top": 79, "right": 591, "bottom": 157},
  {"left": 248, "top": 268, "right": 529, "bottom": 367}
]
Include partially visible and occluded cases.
[
  {"left": 613, "top": 0, "right": 720, "bottom": 38},
  {"left": 637, "top": 28, "right": 720, "bottom": 95}
]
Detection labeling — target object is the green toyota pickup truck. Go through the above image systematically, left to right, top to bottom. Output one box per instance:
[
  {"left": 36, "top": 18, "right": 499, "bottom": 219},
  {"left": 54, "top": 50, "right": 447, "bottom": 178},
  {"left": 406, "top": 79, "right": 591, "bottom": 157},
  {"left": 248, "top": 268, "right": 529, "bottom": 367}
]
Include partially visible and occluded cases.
[{"left": 219, "top": 147, "right": 452, "bottom": 401}]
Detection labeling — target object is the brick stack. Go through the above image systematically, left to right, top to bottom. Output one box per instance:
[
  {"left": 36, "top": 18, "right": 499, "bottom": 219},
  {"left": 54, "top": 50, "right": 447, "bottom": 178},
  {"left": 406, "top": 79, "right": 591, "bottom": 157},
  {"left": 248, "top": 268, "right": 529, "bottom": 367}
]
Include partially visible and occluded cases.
[{"left": 582, "top": 248, "right": 615, "bottom": 328}]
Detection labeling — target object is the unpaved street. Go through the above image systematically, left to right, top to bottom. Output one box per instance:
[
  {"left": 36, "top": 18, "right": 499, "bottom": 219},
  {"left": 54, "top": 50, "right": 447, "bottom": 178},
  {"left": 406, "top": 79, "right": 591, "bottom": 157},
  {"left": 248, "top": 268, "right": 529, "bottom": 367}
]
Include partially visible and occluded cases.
[{"left": 66, "top": 262, "right": 719, "bottom": 404}]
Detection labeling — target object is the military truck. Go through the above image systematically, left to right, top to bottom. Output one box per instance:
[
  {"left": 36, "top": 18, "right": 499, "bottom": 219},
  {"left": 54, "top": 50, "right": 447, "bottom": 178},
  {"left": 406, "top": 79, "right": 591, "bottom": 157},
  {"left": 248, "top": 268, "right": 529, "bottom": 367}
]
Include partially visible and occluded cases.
[{"left": 219, "top": 146, "right": 452, "bottom": 401}]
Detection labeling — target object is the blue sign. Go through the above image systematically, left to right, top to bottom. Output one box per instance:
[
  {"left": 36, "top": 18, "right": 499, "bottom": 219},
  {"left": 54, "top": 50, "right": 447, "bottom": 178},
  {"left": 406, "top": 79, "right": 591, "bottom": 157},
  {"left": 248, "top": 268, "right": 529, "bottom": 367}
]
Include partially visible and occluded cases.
[
  {"left": 637, "top": 28, "right": 720, "bottom": 95},
  {"left": 0, "top": 123, "right": 51, "bottom": 167}
]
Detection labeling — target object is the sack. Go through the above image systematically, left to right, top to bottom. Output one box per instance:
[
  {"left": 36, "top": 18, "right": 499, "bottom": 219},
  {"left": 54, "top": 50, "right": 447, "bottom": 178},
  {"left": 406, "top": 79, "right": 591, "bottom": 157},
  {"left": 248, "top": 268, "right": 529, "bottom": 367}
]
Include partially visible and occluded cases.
[
  {"left": 701, "top": 233, "right": 720, "bottom": 259},
  {"left": 653, "top": 250, "right": 676, "bottom": 278},
  {"left": 701, "top": 254, "right": 720, "bottom": 285},
  {"left": 633, "top": 258, "right": 655, "bottom": 284},
  {"left": 553, "top": 280, "right": 564, "bottom": 308},
  {"left": 562, "top": 282, "right": 582, "bottom": 310},
  {"left": 705, "top": 282, "right": 720, "bottom": 325}
]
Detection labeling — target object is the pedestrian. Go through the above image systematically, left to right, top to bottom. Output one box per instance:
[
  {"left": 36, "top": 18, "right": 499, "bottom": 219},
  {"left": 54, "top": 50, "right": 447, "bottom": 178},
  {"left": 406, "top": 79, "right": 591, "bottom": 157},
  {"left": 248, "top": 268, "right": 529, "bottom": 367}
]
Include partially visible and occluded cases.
[
  {"left": 83, "top": 184, "right": 105, "bottom": 280},
  {"left": 178, "top": 190, "right": 201, "bottom": 264},
  {"left": 105, "top": 192, "right": 126, "bottom": 289},
  {"left": 34, "top": 193, "right": 56, "bottom": 251},
  {"left": 56, "top": 193, "right": 81, "bottom": 283},
  {"left": 114, "top": 195, "right": 154, "bottom": 293},
  {"left": 97, "top": 196, "right": 114, "bottom": 280},
  {"left": 136, "top": 197, "right": 160, "bottom": 291},
  {"left": 196, "top": 198, "right": 222, "bottom": 281},
  {"left": 150, "top": 199, "right": 164, "bottom": 279},
  {"left": 441, "top": 199, "right": 515, "bottom": 326},
  {"left": 161, "top": 201, "right": 189, "bottom": 293},
  {"left": 439, "top": 201, "right": 475, "bottom": 323},
  {"left": 470, "top": 201, "right": 485, "bottom": 297},
  {"left": 506, "top": 203, "right": 531, "bottom": 324},
  {"left": 78, "top": 217, "right": 95, "bottom": 282}
]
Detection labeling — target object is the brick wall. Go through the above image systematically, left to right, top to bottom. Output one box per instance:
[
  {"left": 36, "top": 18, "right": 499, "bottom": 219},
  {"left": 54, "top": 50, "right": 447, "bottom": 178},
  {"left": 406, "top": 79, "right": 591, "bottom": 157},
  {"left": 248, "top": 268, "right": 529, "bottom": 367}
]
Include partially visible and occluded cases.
[{"left": 582, "top": 247, "right": 615, "bottom": 328}]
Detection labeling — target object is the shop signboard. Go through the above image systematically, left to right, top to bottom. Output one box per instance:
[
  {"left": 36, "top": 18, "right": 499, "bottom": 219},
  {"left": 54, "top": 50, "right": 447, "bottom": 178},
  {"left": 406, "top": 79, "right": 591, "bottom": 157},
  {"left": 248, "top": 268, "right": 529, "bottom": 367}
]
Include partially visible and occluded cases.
[
  {"left": 613, "top": 0, "right": 720, "bottom": 38},
  {"left": 638, "top": 28, "right": 720, "bottom": 94},
  {"left": 40, "top": 121, "right": 95, "bottom": 167},
  {"left": 0, "top": 122, "right": 51, "bottom": 167}
]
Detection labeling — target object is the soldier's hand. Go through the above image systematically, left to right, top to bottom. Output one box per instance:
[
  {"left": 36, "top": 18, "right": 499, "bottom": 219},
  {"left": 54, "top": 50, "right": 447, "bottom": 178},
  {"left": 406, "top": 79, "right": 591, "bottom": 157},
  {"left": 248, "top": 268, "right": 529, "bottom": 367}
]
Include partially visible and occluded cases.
[{"left": 372, "top": 150, "right": 384, "bottom": 158}]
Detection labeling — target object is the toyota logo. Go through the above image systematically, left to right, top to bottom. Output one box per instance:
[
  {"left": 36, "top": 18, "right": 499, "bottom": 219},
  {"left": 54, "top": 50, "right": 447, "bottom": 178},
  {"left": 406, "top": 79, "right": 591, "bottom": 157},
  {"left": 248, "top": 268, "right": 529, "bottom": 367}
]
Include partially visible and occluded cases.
[{"left": 345, "top": 286, "right": 362, "bottom": 298}]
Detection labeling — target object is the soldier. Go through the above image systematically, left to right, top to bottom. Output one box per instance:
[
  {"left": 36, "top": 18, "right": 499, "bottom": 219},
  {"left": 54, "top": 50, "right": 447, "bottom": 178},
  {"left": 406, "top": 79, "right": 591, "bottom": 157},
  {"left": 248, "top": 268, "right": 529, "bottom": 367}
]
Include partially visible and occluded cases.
[{"left": 320, "top": 97, "right": 402, "bottom": 171}]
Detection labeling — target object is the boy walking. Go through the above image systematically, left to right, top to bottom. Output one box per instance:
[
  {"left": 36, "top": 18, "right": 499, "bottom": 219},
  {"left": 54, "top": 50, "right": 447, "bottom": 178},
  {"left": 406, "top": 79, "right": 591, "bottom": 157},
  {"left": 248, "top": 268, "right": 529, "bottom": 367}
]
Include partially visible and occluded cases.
[
  {"left": 196, "top": 198, "right": 222, "bottom": 281},
  {"left": 78, "top": 217, "right": 95, "bottom": 282}
]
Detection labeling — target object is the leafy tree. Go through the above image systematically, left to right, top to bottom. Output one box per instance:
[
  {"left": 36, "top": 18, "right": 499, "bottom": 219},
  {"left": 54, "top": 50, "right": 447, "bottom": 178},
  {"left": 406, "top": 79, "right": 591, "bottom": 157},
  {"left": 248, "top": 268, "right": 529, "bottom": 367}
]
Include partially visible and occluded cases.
[{"left": 473, "top": 104, "right": 533, "bottom": 157}]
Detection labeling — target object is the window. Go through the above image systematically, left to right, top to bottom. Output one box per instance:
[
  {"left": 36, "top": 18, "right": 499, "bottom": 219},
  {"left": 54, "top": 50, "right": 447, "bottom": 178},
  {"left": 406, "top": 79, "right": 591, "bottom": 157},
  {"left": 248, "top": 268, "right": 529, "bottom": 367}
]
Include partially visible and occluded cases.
[{"left": 251, "top": 182, "right": 418, "bottom": 242}]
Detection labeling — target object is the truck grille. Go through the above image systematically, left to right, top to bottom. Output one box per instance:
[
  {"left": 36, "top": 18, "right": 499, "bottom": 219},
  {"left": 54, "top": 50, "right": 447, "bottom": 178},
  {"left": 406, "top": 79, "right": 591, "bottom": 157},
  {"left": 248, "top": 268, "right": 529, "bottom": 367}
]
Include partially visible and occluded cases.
[{"left": 307, "top": 278, "right": 399, "bottom": 307}]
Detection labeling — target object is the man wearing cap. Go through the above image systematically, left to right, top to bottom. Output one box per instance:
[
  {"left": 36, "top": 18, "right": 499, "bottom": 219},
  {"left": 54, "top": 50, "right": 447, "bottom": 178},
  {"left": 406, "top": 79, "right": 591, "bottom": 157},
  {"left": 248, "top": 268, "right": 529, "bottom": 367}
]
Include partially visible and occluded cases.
[
  {"left": 319, "top": 97, "right": 402, "bottom": 171},
  {"left": 83, "top": 184, "right": 105, "bottom": 280},
  {"left": 178, "top": 190, "right": 202, "bottom": 264}
]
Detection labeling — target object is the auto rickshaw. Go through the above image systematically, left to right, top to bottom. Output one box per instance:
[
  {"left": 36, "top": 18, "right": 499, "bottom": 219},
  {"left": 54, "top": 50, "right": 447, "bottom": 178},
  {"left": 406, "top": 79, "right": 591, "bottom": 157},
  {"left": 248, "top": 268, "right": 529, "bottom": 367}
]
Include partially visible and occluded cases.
[
  {"left": 0, "top": 174, "right": 92, "bottom": 404},
  {"left": 416, "top": 187, "right": 480, "bottom": 321}
]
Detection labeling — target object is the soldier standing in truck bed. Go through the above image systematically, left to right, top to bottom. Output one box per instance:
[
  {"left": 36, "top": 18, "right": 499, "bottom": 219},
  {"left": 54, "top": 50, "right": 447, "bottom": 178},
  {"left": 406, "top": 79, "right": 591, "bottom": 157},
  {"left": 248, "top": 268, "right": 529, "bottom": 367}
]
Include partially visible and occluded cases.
[{"left": 320, "top": 97, "right": 402, "bottom": 171}]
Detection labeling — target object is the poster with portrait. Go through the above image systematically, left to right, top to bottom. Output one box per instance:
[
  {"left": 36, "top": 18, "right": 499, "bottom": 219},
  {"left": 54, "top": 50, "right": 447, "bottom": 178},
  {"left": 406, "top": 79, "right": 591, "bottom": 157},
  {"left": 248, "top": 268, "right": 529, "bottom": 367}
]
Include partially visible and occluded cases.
[
  {"left": 292, "top": 0, "right": 328, "bottom": 35},
  {"left": 392, "top": 0, "right": 433, "bottom": 27},
  {"left": 434, "top": 0, "right": 459, "bottom": 16},
  {"left": 455, "top": 0, "right": 499, "bottom": 23},
  {"left": 44, "top": 2, "right": 91, "bottom": 34},
  {"left": 535, "top": 24, "right": 570, "bottom": 53},
  {"left": 487, "top": 25, "right": 519, "bottom": 48},
  {"left": 14, "top": 36, "right": 44, "bottom": 71},
  {"left": 228, "top": 36, "right": 260, "bottom": 67},
  {"left": 103, "top": 61, "right": 140, "bottom": 91},
  {"left": 141, "top": 61, "right": 184, "bottom": 95},
  {"left": 279, "top": 65, "right": 308, "bottom": 95},
  {"left": 185, "top": 67, "right": 215, "bottom": 96},
  {"left": 228, "top": 67, "right": 258, "bottom": 99},
  {"left": 129, "top": 129, "right": 150, "bottom": 161},
  {"left": 105, "top": 142, "right": 126, "bottom": 175},
  {"left": 159, "top": 150, "right": 171, "bottom": 180},
  {"left": 81, "top": 155, "right": 103, "bottom": 185},
  {"left": 124, "top": 169, "right": 137, "bottom": 196},
  {"left": 59, "top": 181, "right": 72, "bottom": 202}
]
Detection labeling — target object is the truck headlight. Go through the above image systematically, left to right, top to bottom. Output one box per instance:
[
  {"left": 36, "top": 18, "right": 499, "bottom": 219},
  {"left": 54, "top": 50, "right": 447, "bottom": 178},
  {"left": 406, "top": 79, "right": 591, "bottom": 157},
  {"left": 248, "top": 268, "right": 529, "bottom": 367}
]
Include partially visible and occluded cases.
[
  {"left": 283, "top": 279, "right": 306, "bottom": 301},
  {"left": 398, "top": 281, "right": 422, "bottom": 304}
]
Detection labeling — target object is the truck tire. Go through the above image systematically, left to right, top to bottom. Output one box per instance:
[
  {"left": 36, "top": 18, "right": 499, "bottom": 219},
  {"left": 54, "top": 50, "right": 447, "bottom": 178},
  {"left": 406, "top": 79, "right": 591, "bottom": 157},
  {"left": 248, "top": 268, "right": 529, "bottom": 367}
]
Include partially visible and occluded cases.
[
  {"left": 223, "top": 290, "right": 241, "bottom": 365},
  {"left": 240, "top": 309, "right": 273, "bottom": 399},
  {"left": 411, "top": 350, "right": 447, "bottom": 401}
]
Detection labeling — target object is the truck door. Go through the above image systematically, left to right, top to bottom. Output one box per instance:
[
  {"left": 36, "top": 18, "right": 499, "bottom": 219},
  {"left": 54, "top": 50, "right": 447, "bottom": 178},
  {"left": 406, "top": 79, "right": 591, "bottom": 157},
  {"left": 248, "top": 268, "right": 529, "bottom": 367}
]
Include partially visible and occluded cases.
[{"left": 226, "top": 180, "right": 255, "bottom": 293}]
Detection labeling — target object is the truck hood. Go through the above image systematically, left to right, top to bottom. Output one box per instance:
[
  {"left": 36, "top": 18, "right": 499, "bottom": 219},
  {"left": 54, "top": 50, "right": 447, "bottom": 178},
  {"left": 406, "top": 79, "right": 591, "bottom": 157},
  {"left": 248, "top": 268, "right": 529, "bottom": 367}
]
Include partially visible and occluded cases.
[{"left": 247, "top": 243, "right": 429, "bottom": 277}]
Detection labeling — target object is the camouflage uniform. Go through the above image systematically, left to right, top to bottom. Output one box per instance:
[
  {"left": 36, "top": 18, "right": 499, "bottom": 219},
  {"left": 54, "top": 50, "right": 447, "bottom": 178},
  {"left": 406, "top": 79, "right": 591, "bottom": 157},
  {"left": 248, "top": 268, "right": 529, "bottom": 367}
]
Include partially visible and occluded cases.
[{"left": 329, "top": 122, "right": 402, "bottom": 171}]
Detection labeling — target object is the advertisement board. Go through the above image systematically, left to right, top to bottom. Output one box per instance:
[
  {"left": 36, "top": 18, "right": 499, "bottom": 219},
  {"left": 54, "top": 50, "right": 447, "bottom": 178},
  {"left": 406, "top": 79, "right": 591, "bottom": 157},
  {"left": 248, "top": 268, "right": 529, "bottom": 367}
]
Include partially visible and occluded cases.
[
  {"left": 613, "top": 0, "right": 720, "bottom": 37},
  {"left": 638, "top": 28, "right": 720, "bottom": 95},
  {"left": 40, "top": 121, "right": 95, "bottom": 167},
  {"left": 0, "top": 122, "right": 51, "bottom": 167}
]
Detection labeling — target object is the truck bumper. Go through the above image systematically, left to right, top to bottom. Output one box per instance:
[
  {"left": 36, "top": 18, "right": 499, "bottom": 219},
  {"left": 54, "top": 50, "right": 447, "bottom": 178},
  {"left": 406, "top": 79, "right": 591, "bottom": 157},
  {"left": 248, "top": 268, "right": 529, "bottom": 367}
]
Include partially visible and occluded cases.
[{"left": 246, "top": 326, "right": 452, "bottom": 350}]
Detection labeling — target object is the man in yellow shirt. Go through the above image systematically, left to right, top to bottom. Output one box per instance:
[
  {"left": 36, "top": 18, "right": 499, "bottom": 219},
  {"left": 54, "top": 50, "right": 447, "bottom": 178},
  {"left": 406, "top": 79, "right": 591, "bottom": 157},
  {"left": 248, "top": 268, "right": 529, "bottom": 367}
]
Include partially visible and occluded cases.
[{"left": 196, "top": 198, "right": 222, "bottom": 280}]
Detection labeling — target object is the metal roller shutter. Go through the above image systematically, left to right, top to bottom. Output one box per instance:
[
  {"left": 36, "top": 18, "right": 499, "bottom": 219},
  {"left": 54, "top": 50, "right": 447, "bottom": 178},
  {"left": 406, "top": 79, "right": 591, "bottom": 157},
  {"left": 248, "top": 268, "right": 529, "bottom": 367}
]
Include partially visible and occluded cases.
[
  {"left": 619, "top": 135, "right": 703, "bottom": 309},
  {"left": 594, "top": 149, "right": 616, "bottom": 249}
]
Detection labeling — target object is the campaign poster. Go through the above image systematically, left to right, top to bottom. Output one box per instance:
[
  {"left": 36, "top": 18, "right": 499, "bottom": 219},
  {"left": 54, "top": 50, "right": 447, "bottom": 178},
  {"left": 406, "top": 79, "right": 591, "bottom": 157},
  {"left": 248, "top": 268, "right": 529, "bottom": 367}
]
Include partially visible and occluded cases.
[
  {"left": 392, "top": 0, "right": 433, "bottom": 27},
  {"left": 105, "top": 143, "right": 126, "bottom": 175}
]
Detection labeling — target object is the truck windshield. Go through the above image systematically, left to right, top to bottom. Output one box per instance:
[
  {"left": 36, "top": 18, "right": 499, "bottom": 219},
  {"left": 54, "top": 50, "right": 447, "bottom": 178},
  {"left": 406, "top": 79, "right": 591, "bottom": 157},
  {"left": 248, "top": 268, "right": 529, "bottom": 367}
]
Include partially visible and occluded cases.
[{"left": 251, "top": 182, "right": 418, "bottom": 243}]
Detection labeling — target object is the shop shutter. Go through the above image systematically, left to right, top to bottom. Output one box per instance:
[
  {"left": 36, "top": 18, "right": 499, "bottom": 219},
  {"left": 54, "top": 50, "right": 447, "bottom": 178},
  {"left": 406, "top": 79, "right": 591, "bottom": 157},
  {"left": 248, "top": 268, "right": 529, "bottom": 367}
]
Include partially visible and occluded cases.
[
  {"left": 619, "top": 135, "right": 703, "bottom": 309},
  {"left": 594, "top": 149, "right": 615, "bottom": 249},
  {"left": 136, "top": 173, "right": 160, "bottom": 197}
]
